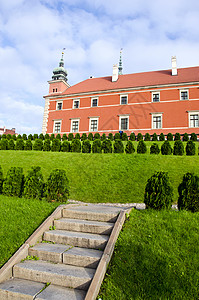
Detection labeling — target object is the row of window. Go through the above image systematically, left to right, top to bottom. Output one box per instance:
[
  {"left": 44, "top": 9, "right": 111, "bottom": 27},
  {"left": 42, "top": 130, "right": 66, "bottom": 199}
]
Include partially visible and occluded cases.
[
  {"left": 56, "top": 90, "right": 190, "bottom": 110},
  {"left": 53, "top": 112, "right": 199, "bottom": 133}
]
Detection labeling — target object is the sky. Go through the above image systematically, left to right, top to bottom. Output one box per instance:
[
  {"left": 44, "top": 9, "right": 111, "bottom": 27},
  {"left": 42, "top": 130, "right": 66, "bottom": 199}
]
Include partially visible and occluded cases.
[{"left": 0, "top": 0, "right": 199, "bottom": 134}]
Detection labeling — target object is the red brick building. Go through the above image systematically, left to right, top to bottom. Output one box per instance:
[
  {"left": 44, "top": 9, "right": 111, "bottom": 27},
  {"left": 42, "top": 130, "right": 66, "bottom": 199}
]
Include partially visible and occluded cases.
[
  {"left": 42, "top": 54, "right": 199, "bottom": 136},
  {"left": 0, "top": 127, "right": 16, "bottom": 136}
]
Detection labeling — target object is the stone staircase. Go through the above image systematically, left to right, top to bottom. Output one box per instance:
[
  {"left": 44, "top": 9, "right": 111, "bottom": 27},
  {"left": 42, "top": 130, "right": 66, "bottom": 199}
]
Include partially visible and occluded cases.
[{"left": 0, "top": 204, "right": 128, "bottom": 300}]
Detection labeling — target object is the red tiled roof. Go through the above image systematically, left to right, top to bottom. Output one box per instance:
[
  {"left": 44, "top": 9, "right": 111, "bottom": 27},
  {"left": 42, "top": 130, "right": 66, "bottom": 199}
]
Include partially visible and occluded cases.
[{"left": 62, "top": 66, "right": 199, "bottom": 96}]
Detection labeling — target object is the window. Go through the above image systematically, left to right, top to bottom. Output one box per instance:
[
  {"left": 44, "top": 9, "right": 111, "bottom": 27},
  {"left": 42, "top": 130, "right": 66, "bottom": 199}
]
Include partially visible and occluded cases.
[
  {"left": 53, "top": 88, "right": 58, "bottom": 93},
  {"left": 180, "top": 90, "right": 189, "bottom": 100},
  {"left": 152, "top": 92, "right": 160, "bottom": 102},
  {"left": 120, "top": 95, "right": 128, "bottom": 105},
  {"left": 91, "top": 97, "right": 98, "bottom": 107},
  {"left": 73, "top": 99, "right": 80, "bottom": 109},
  {"left": 56, "top": 102, "right": 62, "bottom": 110},
  {"left": 189, "top": 112, "right": 199, "bottom": 128},
  {"left": 152, "top": 114, "right": 162, "bottom": 129},
  {"left": 119, "top": 116, "right": 129, "bottom": 130},
  {"left": 89, "top": 118, "right": 99, "bottom": 132},
  {"left": 71, "top": 119, "right": 79, "bottom": 132},
  {"left": 54, "top": 121, "right": 61, "bottom": 133}
]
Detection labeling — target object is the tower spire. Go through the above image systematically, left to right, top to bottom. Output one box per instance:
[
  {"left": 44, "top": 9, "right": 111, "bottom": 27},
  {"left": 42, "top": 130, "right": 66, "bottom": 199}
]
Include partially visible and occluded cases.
[
  {"left": 118, "top": 48, "right": 123, "bottom": 75},
  {"left": 52, "top": 49, "right": 68, "bottom": 82}
]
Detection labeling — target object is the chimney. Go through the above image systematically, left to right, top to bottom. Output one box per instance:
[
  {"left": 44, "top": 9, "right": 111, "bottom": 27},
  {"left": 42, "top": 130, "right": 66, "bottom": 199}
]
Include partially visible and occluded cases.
[
  {"left": 171, "top": 56, "right": 177, "bottom": 76},
  {"left": 112, "top": 64, "right": 118, "bottom": 82}
]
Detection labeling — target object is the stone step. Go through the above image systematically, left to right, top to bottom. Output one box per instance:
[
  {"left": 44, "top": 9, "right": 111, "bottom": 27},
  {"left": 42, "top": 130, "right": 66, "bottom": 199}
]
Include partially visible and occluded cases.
[
  {"left": 63, "top": 204, "right": 121, "bottom": 222},
  {"left": 54, "top": 218, "right": 114, "bottom": 235},
  {"left": 43, "top": 230, "right": 109, "bottom": 249},
  {"left": 13, "top": 260, "right": 95, "bottom": 290}
]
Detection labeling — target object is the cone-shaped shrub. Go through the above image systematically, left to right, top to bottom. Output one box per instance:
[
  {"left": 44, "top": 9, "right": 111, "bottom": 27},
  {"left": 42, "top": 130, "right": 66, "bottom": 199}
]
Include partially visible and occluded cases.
[
  {"left": 122, "top": 132, "right": 128, "bottom": 141},
  {"left": 129, "top": 132, "right": 136, "bottom": 141},
  {"left": 174, "top": 132, "right": 181, "bottom": 141},
  {"left": 39, "top": 133, "right": 44, "bottom": 140},
  {"left": 44, "top": 133, "right": 50, "bottom": 140},
  {"left": 56, "top": 133, "right": 61, "bottom": 140},
  {"left": 62, "top": 133, "right": 68, "bottom": 141},
  {"left": 68, "top": 133, "right": 74, "bottom": 141},
  {"left": 75, "top": 133, "right": 80, "bottom": 140},
  {"left": 81, "top": 133, "right": 87, "bottom": 141},
  {"left": 88, "top": 133, "right": 93, "bottom": 141},
  {"left": 94, "top": 133, "right": 101, "bottom": 140},
  {"left": 101, "top": 133, "right": 106, "bottom": 141},
  {"left": 108, "top": 133, "right": 113, "bottom": 141},
  {"left": 114, "top": 133, "right": 120, "bottom": 140},
  {"left": 137, "top": 133, "right": 143, "bottom": 141},
  {"left": 144, "top": 133, "right": 151, "bottom": 141},
  {"left": 152, "top": 133, "right": 158, "bottom": 141},
  {"left": 159, "top": 133, "right": 165, "bottom": 141},
  {"left": 167, "top": 133, "right": 173, "bottom": 141},
  {"left": 182, "top": 133, "right": 189, "bottom": 141},
  {"left": 190, "top": 133, "right": 197, "bottom": 141},
  {"left": 6, "top": 134, "right": 12, "bottom": 140},
  {"left": 12, "top": 134, "right": 17, "bottom": 141},
  {"left": 17, "top": 134, "right": 22, "bottom": 140},
  {"left": 22, "top": 134, "right": 27, "bottom": 140},
  {"left": 28, "top": 134, "right": 33, "bottom": 140},
  {"left": 33, "top": 134, "right": 38, "bottom": 140},
  {"left": 50, "top": 134, "right": 55, "bottom": 141},
  {"left": 0, "top": 139, "right": 8, "bottom": 150},
  {"left": 7, "top": 139, "right": 15, "bottom": 150},
  {"left": 16, "top": 139, "right": 25, "bottom": 150},
  {"left": 33, "top": 139, "right": 43, "bottom": 151},
  {"left": 43, "top": 139, "right": 51, "bottom": 151},
  {"left": 51, "top": 139, "right": 61, "bottom": 152},
  {"left": 71, "top": 139, "right": 81, "bottom": 152},
  {"left": 92, "top": 139, "right": 102, "bottom": 153},
  {"left": 102, "top": 139, "right": 112, "bottom": 153},
  {"left": 114, "top": 139, "right": 124, "bottom": 153},
  {"left": 24, "top": 140, "right": 32, "bottom": 151},
  {"left": 61, "top": 140, "right": 70, "bottom": 152},
  {"left": 82, "top": 140, "right": 91, "bottom": 153},
  {"left": 125, "top": 140, "right": 135, "bottom": 154},
  {"left": 137, "top": 140, "right": 147, "bottom": 154},
  {"left": 173, "top": 140, "right": 184, "bottom": 156},
  {"left": 186, "top": 140, "right": 195, "bottom": 156},
  {"left": 161, "top": 141, "right": 172, "bottom": 155},
  {"left": 150, "top": 143, "right": 160, "bottom": 154},
  {"left": 0, "top": 166, "right": 3, "bottom": 193},
  {"left": 23, "top": 166, "right": 44, "bottom": 200},
  {"left": 3, "top": 167, "right": 24, "bottom": 197},
  {"left": 45, "top": 169, "right": 69, "bottom": 202},
  {"left": 144, "top": 171, "right": 173, "bottom": 210},
  {"left": 178, "top": 172, "right": 199, "bottom": 212}
]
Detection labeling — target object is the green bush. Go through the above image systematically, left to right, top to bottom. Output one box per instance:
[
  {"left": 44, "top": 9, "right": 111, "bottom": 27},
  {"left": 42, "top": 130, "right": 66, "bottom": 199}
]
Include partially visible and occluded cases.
[
  {"left": 129, "top": 132, "right": 136, "bottom": 141},
  {"left": 174, "top": 132, "right": 181, "bottom": 141},
  {"left": 39, "top": 133, "right": 44, "bottom": 140},
  {"left": 44, "top": 133, "right": 50, "bottom": 140},
  {"left": 62, "top": 133, "right": 68, "bottom": 141},
  {"left": 68, "top": 133, "right": 74, "bottom": 141},
  {"left": 75, "top": 133, "right": 81, "bottom": 140},
  {"left": 81, "top": 133, "right": 87, "bottom": 141},
  {"left": 88, "top": 133, "right": 93, "bottom": 141},
  {"left": 94, "top": 133, "right": 101, "bottom": 140},
  {"left": 101, "top": 133, "right": 107, "bottom": 141},
  {"left": 108, "top": 133, "right": 113, "bottom": 141},
  {"left": 114, "top": 133, "right": 121, "bottom": 140},
  {"left": 122, "top": 133, "right": 128, "bottom": 141},
  {"left": 137, "top": 133, "right": 143, "bottom": 141},
  {"left": 144, "top": 133, "right": 151, "bottom": 141},
  {"left": 152, "top": 133, "right": 158, "bottom": 141},
  {"left": 159, "top": 133, "right": 165, "bottom": 141},
  {"left": 167, "top": 133, "right": 173, "bottom": 141},
  {"left": 182, "top": 133, "right": 189, "bottom": 141},
  {"left": 190, "top": 133, "right": 197, "bottom": 141},
  {"left": 6, "top": 134, "right": 12, "bottom": 140},
  {"left": 12, "top": 134, "right": 17, "bottom": 141},
  {"left": 17, "top": 134, "right": 22, "bottom": 140},
  {"left": 22, "top": 134, "right": 27, "bottom": 140},
  {"left": 28, "top": 134, "right": 33, "bottom": 140},
  {"left": 33, "top": 134, "right": 38, "bottom": 140},
  {"left": 50, "top": 134, "right": 55, "bottom": 141},
  {"left": 56, "top": 134, "right": 61, "bottom": 140},
  {"left": 0, "top": 139, "right": 8, "bottom": 150},
  {"left": 7, "top": 139, "right": 15, "bottom": 150},
  {"left": 16, "top": 139, "right": 25, "bottom": 150},
  {"left": 33, "top": 139, "right": 43, "bottom": 151},
  {"left": 43, "top": 139, "right": 51, "bottom": 151},
  {"left": 51, "top": 139, "right": 61, "bottom": 152},
  {"left": 71, "top": 139, "right": 81, "bottom": 152},
  {"left": 92, "top": 139, "right": 102, "bottom": 153},
  {"left": 102, "top": 139, "right": 112, "bottom": 153},
  {"left": 113, "top": 139, "right": 124, "bottom": 153},
  {"left": 24, "top": 140, "right": 32, "bottom": 151},
  {"left": 82, "top": 140, "right": 91, "bottom": 153},
  {"left": 125, "top": 140, "right": 135, "bottom": 154},
  {"left": 137, "top": 140, "right": 147, "bottom": 154},
  {"left": 173, "top": 140, "right": 184, "bottom": 156},
  {"left": 186, "top": 140, "right": 195, "bottom": 156},
  {"left": 61, "top": 141, "right": 70, "bottom": 152},
  {"left": 161, "top": 141, "right": 172, "bottom": 155},
  {"left": 150, "top": 143, "right": 160, "bottom": 154},
  {"left": 0, "top": 166, "right": 3, "bottom": 194},
  {"left": 23, "top": 166, "right": 44, "bottom": 200},
  {"left": 3, "top": 167, "right": 24, "bottom": 197},
  {"left": 45, "top": 169, "right": 69, "bottom": 202},
  {"left": 144, "top": 171, "right": 173, "bottom": 210},
  {"left": 178, "top": 172, "right": 199, "bottom": 212}
]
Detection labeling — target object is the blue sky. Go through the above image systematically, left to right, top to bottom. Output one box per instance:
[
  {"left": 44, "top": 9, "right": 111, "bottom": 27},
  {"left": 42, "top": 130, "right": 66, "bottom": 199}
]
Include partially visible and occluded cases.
[{"left": 0, "top": 0, "right": 199, "bottom": 134}]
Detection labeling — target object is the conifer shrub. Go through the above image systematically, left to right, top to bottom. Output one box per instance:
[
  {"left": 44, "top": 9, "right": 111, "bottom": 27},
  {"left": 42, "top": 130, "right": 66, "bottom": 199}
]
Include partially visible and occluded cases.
[
  {"left": 122, "top": 132, "right": 128, "bottom": 141},
  {"left": 129, "top": 132, "right": 136, "bottom": 141},
  {"left": 174, "top": 132, "right": 181, "bottom": 141},
  {"left": 190, "top": 132, "right": 197, "bottom": 141},
  {"left": 39, "top": 133, "right": 44, "bottom": 140},
  {"left": 44, "top": 133, "right": 50, "bottom": 140},
  {"left": 62, "top": 133, "right": 68, "bottom": 141},
  {"left": 68, "top": 133, "right": 74, "bottom": 141},
  {"left": 75, "top": 133, "right": 81, "bottom": 140},
  {"left": 81, "top": 133, "right": 87, "bottom": 141},
  {"left": 88, "top": 133, "right": 93, "bottom": 141},
  {"left": 94, "top": 133, "right": 101, "bottom": 140},
  {"left": 101, "top": 133, "right": 107, "bottom": 141},
  {"left": 108, "top": 133, "right": 113, "bottom": 141},
  {"left": 114, "top": 133, "right": 121, "bottom": 140},
  {"left": 137, "top": 133, "right": 143, "bottom": 141},
  {"left": 144, "top": 133, "right": 151, "bottom": 141},
  {"left": 152, "top": 133, "right": 158, "bottom": 141},
  {"left": 159, "top": 133, "right": 165, "bottom": 141},
  {"left": 167, "top": 133, "right": 173, "bottom": 141},
  {"left": 182, "top": 133, "right": 189, "bottom": 141},
  {"left": 2, "top": 134, "right": 7, "bottom": 139},
  {"left": 6, "top": 134, "right": 12, "bottom": 140},
  {"left": 12, "top": 134, "right": 17, "bottom": 140},
  {"left": 17, "top": 134, "right": 22, "bottom": 140},
  {"left": 22, "top": 134, "right": 27, "bottom": 140},
  {"left": 28, "top": 134, "right": 33, "bottom": 140},
  {"left": 33, "top": 134, "right": 38, "bottom": 140},
  {"left": 50, "top": 134, "right": 55, "bottom": 141},
  {"left": 56, "top": 134, "right": 61, "bottom": 140},
  {"left": 0, "top": 139, "right": 8, "bottom": 150},
  {"left": 8, "top": 139, "right": 15, "bottom": 150},
  {"left": 16, "top": 139, "right": 25, "bottom": 150},
  {"left": 33, "top": 139, "right": 43, "bottom": 151},
  {"left": 43, "top": 139, "right": 51, "bottom": 151},
  {"left": 51, "top": 139, "right": 61, "bottom": 152},
  {"left": 71, "top": 139, "right": 81, "bottom": 152},
  {"left": 92, "top": 139, "right": 102, "bottom": 153},
  {"left": 102, "top": 139, "right": 112, "bottom": 153},
  {"left": 113, "top": 139, "right": 124, "bottom": 153},
  {"left": 24, "top": 140, "right": 32, "bottom": 151},
  {"left": 61, "top": 140, "right": 70, "bottom": 152},
  {"left": 82, "top": 140, "right": 91, "bottom": 153},
  {"left": 125, "top": 140, "right": 135, "bottom": 154},
  {"left": 137, "top": 140, "right": 147, "bottom": 154},
  {"left": 173, "top": 140, "right": 184, "bottom": 156},
  {"left": 186, "top": 140, "right": 195, "bottom": 156},
  {"left": 161, "top": 141, "right": 172, "bottom": 155},
  {"left": 150, "top": 143, "right": 160, "bottom": 154},
  {"left": 0, "top": 166, "right": 3, "bottom": 194},
  {"left": 23, "top": 166, "right": 44, "bottom": 200},
  {"left": 3, "top": 167, "right": 24, "bottom": 197},
  {"left": 45, "top": 169, "right": 69, "bottom": 202},
  {"left": 144, "top": 171, "right": 173, "bottom": 210},
  {"left": 178, "top": 172, "right": 199, "bottom": 212}
]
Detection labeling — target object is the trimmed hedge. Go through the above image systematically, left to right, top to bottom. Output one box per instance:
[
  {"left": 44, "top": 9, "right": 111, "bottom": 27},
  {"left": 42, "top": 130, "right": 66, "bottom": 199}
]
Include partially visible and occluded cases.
[
  {"left": 129, "top": 132, "right": 136, "bottom": 141},
  {"left": 174, "top": 132, "right": 181, "bottom": 141},
  {"left": 81, "top": 133, "right": 87, "bottom": 141},
  {"left": 88, "top": 133, "right": 93, "bottom": 141},
  {"left": 108, "top": 133, "right": 114, "bottom": 141},
  {"left": 122, "top": 133, "right": 128, "bottom": 141},
  {"left": 137, "top": 133, "right": 143, "bottom": 141},
  {"left": 144, "top": 133, "right": 151, "bottom": 141},
  {"left": 152, "top": 133, "right": 158, "bottom": 141},
  {"left": 159, "top": 133, "right": 165, "bottom": 141},
  {"left": 167, "top": 133, "right": 173, "bottom": 141},
  {"left": 183, "top": 133, "right": 189, "bottom": 141},
  {"left": 190, "top": 133, "right": 197, "bottom": 141},
  {"left": 16, "top": 139, "right": 25, "bottom": 150},
  {"left": 33, "top": 139, "right": 43, "bottom": 151},
  {"left": 43, "top": 139, "right": 51, "bottom": 151},
  {"left": 51, "top": 139, "right": 61, "bottom": 152},
  {"left": 71, "top": 139, "right": 81, "bottom": 152},
  {"left": 92, "top": 139, "right": 102, "bottom": 153},
  {"left": 113, "top": 139, "right": 124, "bottom": 153},
  {"left": 24, "top": 140, "right": 32, "bottom": 151},
  {"left": 82, "top": 140, "right": 91, "bottom": 153},
  {"left": 125, "top": 140, "right": 135, "bottom": 154},
  {"left": 137, "top": 140, "right": 147, "bottom": 154},
  {"left": 173, "top": 140, "right": 184, "bottom": 156},
  {"left": 186, "top": 140, "right": 196, "bottom": 156},
  {"left": 61, "top": 141, "right": 70, "bottom": 152},
  {"left": 161, "top": 141, "right": 172, "bottom": 155},
  {"left": 150, "top": 143, "right": 160, "bottom": 154},
  {"left": 0, "top": 166, "right": 3, "bottom": 193},
  {"left": 23, "top": 166, "right": 44, "bottom": 200},
  {"left": 2, "top": 167, "right": 24, "bottom": 197},
  {"left": 45, "top": 169, "right": 69, "bottom": 203}
]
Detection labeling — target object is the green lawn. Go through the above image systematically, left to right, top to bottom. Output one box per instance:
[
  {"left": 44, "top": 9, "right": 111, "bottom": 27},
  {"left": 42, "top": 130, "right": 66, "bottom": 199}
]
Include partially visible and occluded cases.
[
  {"left": 0, "top": 149, "right": 198, "bottom": 203},
  {"left": 98, "top": 209, "right": 199, "bottom": 300}
]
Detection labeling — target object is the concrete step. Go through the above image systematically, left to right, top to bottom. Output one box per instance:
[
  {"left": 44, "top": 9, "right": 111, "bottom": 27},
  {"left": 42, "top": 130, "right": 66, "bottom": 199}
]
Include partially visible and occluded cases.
[
  {"left": 63, "top": 204, "right": 121, "bottom": 222},
  {"left": 54, "top": 218, "right": 114, "bottom": 235},
  {"left": 43, "top": 230, "right": 109, "bottom": 249},
  {"left": 13, "top": 260, "right": 95, "bottom": 290},
  {"left": 35, "top": 284, "right": 86, "bottom": 300}
]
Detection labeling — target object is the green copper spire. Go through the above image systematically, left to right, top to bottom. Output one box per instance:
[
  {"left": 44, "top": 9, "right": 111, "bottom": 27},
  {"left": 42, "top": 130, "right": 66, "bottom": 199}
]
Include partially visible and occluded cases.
[
  {"left": 118, "top": 48, "right": 123, "bottom": 75},
  {"left": 52, "top": 50, "right": 68, "bottom": 82}
]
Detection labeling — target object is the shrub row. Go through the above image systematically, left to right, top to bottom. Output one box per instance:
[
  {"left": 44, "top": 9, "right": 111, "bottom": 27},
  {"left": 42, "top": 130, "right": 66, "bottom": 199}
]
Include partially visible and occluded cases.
[
  {"left": 0, "top": 166, "right": 69, "bottom": 203},
  {"left": 144, "top": 171, "right": 199, "bottom": 212}
]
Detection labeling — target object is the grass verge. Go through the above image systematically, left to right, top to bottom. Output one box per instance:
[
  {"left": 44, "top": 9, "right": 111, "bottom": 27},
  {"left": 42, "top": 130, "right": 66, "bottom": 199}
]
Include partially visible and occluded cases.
[{"left": 98, "top": 209, "right": 199, "bottom": 300}]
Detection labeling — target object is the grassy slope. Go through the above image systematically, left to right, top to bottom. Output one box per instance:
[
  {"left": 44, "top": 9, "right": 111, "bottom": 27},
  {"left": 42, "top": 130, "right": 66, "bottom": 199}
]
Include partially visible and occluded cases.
[
  {"left": 0, "top": 149, "right": 198, "bottom": 203},
  {"left": 98, "top": 209, "right": 199, "bottom": 300}
]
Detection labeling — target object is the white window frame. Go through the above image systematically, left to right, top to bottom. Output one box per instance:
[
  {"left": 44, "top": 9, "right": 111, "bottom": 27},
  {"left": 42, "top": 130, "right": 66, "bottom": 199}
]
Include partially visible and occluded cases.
[
  {"left": 180, "top": 89, "right": 189, "bottom": 100},
  {"left": 152, "top": 92, "right": 160, "bottom": 102},
  {"left": 120, "top": 95, "right": 128, "bottom": 105},
  {"left": 91, "top": 97, "right": 98, "bottom": 107},
  {"left": 73, "top": 99, "right": 80, "bottom": 109},
  {"left": 56, "top": 101, "right": 63, "bottom": 110},
  {"left": 188, "top": 111, "right": 199, "bottom": 128},
  {"left": 151, "top": 113, "right": 163, "bottom": 129},
  {"left": 119, "top": 115, "right": 129, "bottom": 131},
  {"left": 89, "top": 117, "right": 99, "bottom": 132},
  {"left": 70, "top": 119, "right": 80, "bottom": 133},
  {"left": 53, "top": 120, "right": 62, "bottom": 133}
]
